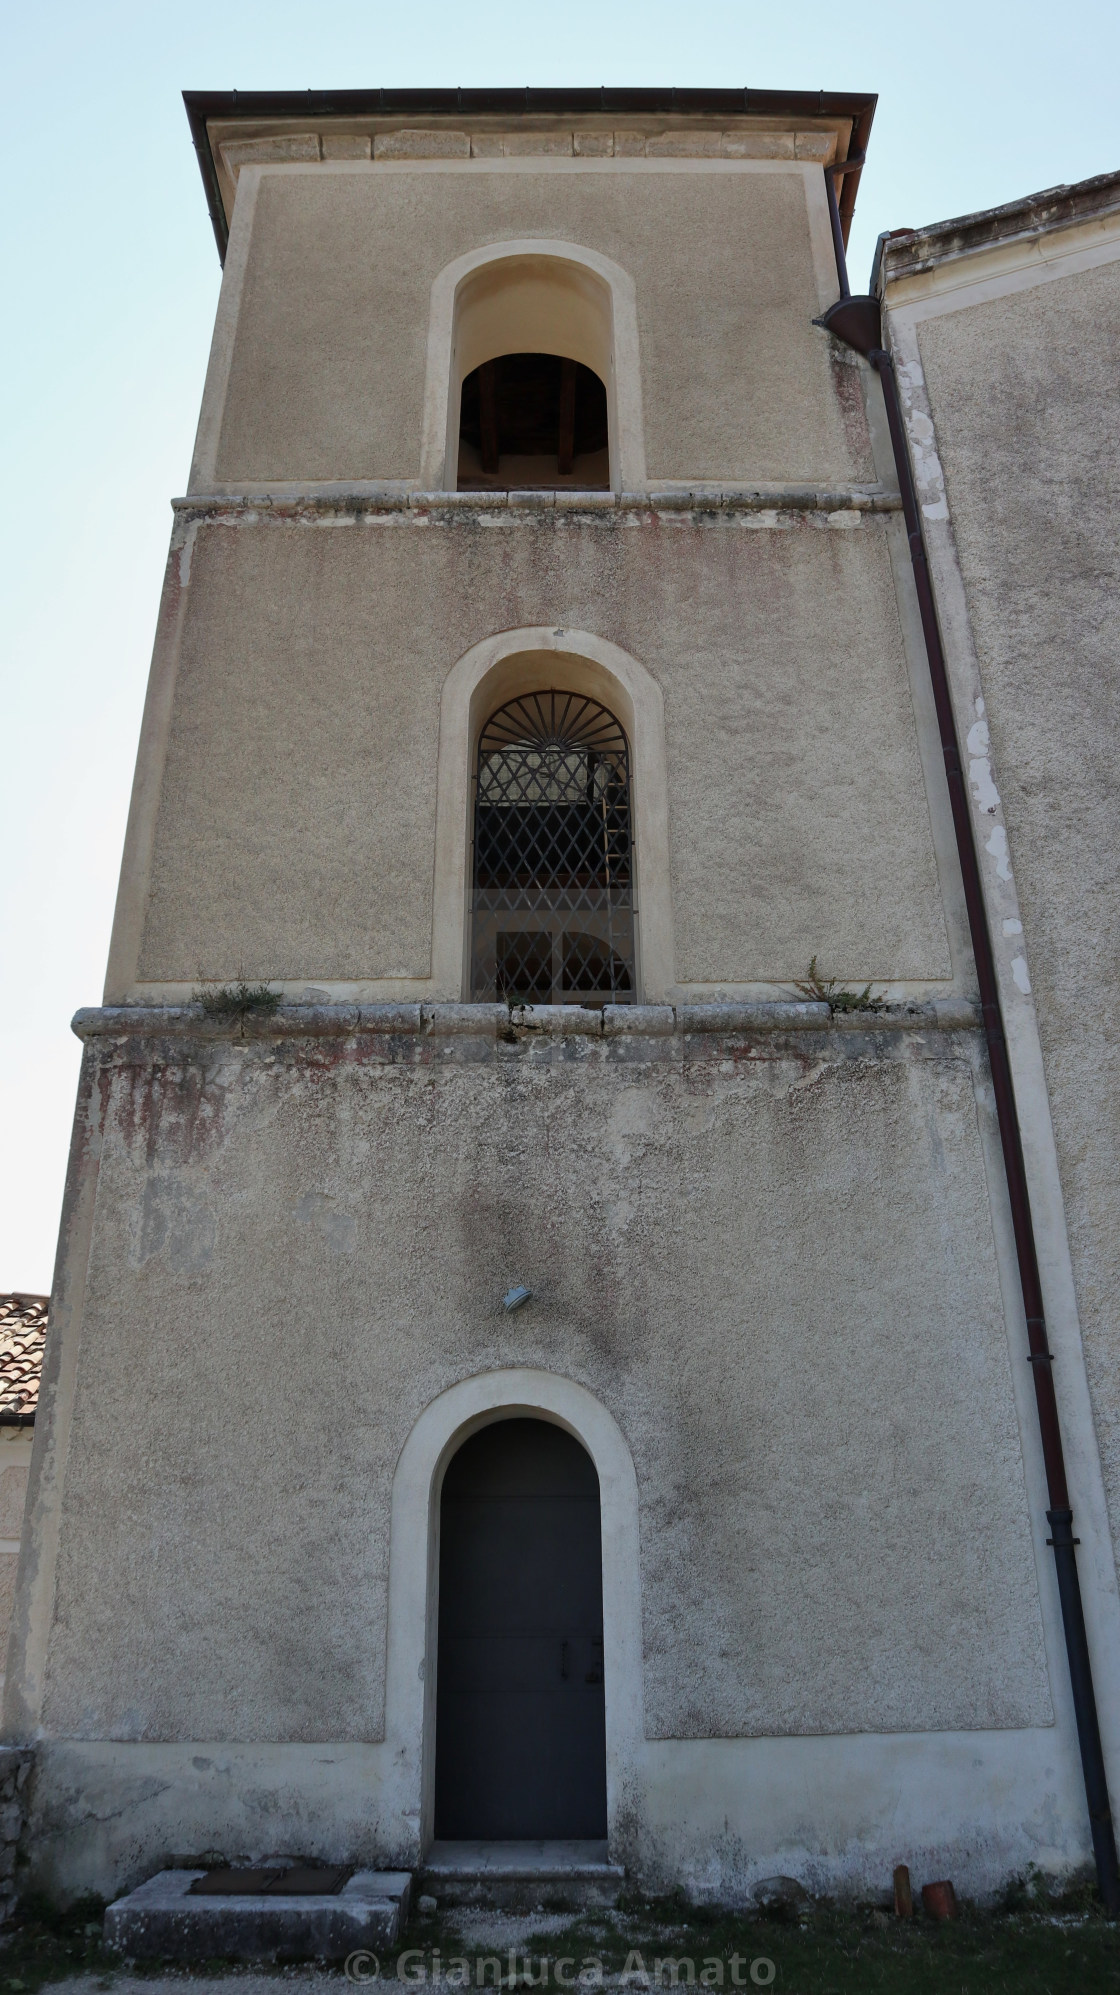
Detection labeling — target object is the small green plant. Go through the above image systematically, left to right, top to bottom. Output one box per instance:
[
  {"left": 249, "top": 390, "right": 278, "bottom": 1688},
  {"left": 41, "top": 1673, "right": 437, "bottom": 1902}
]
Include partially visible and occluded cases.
[
  {"left": 794, "top": 956, "right": 882, "bottom": 1014},
  {"left": 194, "top": 980, "right": 282, "bottom": 1021}
]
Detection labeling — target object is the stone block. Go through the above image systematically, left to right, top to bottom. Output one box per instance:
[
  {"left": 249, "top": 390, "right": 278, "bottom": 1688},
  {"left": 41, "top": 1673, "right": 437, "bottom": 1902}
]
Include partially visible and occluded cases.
[
  {"left": 373, "top": 130, "right": 469, "bottom": 160},
  {"left": 613, "top": 132, "right": 647, "bottom": 156},
  {"left": 646, "top": 132, "right": 722, "bottom": 157},
  {"left": 722, "top": 132, "right": 796, "bottom": 159},
  {"left": 796, "top": 132, "right": 836, "bottom": 161},
  {"left": 498, "top": 133, "right": 573, "bottom": 156},
  {"left": 573, "top": 133, "right": 614, "bottom": 156},
  {"left": 322, "top": 135, "right": 372, "bottom": 161},
  {"left": 470, "top": 135, "right": 505, "bottom": 158},
  {"left": 219, "top": 136, "right": 319, "bottom": 181},
  {"left": 104, "top": 1869, "right": 411, "bottom": 1963}
]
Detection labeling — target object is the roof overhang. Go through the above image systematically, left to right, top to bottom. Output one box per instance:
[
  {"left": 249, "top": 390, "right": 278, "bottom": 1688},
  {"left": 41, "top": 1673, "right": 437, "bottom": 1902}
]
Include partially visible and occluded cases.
[{"left": 183, "top": 87, "right": 877, "bottom": 263}]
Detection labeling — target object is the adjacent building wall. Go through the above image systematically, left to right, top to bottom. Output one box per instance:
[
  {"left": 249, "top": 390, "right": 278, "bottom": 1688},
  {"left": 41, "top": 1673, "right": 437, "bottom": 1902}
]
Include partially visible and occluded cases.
[{"left": 882, "top": 188, "right": 1120, "bottom": 1600}]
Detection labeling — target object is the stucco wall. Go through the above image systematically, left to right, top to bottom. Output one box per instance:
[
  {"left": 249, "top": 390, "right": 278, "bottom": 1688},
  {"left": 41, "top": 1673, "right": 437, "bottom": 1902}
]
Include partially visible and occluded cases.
[
  {"left": 209, "top": 167, "right": 872, "bottom": 487},
  {"left": 914, "top": 256, "right": 1120, "bottom": 1567},
  {"left": 134, "top": 513, "right": 950, "bottom": 991},
  {"left": 37, "top": 1018, "right": 1048, "bottom": 1745},
  {"left": 0, "top": 1444, "right": 31, "bottom": 1698}
]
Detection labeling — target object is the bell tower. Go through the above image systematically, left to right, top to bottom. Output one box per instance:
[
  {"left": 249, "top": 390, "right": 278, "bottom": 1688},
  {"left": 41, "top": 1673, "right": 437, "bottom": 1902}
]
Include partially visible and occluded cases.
[{"left": 7, "top": 88, "right": 1112, "bottom": 1914}]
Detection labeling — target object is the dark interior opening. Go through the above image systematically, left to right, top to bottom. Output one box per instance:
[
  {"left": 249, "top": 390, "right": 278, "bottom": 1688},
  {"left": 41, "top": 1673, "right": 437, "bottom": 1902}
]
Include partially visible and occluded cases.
[{"left": 458, "top": 352, "right": 610, "bottom": 491}]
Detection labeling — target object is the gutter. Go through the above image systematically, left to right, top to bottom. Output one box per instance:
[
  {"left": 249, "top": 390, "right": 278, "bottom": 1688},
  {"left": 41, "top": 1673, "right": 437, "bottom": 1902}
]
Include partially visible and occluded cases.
[
  {"left": 182, "top": 85, "right": 877, "bottom": 265},
  {"left": 814, "top": 164, "right": 1120, "bottom": 1914}
]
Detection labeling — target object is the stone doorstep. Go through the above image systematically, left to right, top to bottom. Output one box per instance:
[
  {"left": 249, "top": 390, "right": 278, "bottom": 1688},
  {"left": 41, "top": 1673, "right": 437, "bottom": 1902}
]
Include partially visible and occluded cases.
[
  {"left": 420, "top": 1841, "right": 626, "bottom": 1910},
  {"left": 103, "top": 1868, "right": 411, "bottom": 1962}
]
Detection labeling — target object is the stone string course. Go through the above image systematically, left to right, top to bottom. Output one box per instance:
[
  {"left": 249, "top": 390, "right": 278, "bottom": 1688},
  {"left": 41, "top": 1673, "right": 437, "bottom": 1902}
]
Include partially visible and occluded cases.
[
  {"left": 174, "top": 489, "right": 902, "bottom": 522},
  {"left": 75, "top": 1000, "right": 981, "bottom": 1044}
]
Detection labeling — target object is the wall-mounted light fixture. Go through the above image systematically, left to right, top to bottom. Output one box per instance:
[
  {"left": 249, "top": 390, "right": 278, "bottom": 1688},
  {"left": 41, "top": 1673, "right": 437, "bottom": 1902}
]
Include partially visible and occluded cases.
[{"left": 502, "top": 1284, "right": 533, "bottom": 1312}]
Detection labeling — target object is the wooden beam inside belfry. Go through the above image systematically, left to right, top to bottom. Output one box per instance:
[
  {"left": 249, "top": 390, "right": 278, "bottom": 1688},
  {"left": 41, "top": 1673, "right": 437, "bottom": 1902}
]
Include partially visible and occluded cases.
[
  {"left": 558, "top": 359, "right": 576, "bottom": 474},
  {"left": 479, "top": 362, "right": 499, "bottom": 472}
]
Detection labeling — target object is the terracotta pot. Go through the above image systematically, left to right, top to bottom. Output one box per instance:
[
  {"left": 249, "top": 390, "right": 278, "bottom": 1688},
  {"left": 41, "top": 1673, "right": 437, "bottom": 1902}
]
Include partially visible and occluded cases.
[{"left": 922, "top": 1880, "right": 958, "bottom": 1920}]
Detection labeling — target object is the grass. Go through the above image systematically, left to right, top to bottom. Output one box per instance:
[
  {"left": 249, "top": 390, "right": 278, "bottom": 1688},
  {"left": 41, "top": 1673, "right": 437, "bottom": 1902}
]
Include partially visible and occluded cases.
[
  {"left": 3, "top": 1886, "right": 1119, "bottom": 1993},
  {"left": 409, "top": 1890, "right": 1120, "bottom": 1992}
]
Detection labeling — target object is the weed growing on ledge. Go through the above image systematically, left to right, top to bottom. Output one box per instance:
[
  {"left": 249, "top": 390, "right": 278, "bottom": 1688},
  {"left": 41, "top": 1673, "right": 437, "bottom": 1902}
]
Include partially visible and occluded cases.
[
  {"left": 794, "top": 956, "right": 883, "bottom": 1014},
  {"left": 194, "top": 980, "right": 282, "bottom": 1021}
]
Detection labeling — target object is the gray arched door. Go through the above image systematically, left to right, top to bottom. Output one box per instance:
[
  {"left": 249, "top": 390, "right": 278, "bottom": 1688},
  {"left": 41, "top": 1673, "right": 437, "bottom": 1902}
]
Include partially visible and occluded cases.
[{"left": 434, "top": 1418, "right": 607, "bottom": 1840}]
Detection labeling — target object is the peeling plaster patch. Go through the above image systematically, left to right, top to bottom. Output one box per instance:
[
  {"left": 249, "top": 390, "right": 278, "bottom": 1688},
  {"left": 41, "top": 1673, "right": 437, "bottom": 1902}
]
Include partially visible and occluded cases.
[
  {"left": 896, "top": 356, "right": 926, "bottom": 397},
  {"left": 901, "top": 402, "right": 948, "bottom": 512},
  {"left": 737, "top": 509, "right": 788, "bottom": 530},
  {"left": 826, "top": 509, "right": 861, "bottom": 528},
  {"left": 177, "top": 525, "right": 197, "bottom": 589},
  {"left": 975, "top": 697, "right": 986, "bottom": 717},
  {"left": 966, "top": 720, "right": 1001, "bottom": 813},
  {"left": 969, "top": 760, "right": 1000, "bottom": 813},
  {"left": 986, "top": 825, "right": 1012, "bottom": 882},
  {"left": 1002, "top": 918, "right": 1023, "bottom": 937},
  {"left": 1011, "top": 956, "right": 1032, "bottom": 995},
  {"left": 134, "top": 1177, "right": 217, "bottom": 1274},
  {"left": 294, "top": 1190, "right": 357, "bottom": 1257}
]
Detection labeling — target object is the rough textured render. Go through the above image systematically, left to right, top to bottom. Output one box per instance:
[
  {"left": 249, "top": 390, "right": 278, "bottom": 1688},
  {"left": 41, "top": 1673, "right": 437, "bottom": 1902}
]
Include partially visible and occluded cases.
[
  {"left": 211, "top": 172, "right": 873, "bottom": 487},
  {"left": 916, "top": 258, "right": 1120, "bottom": 1564},
  {"left": 136, "top": 516, "right": 950, "bottom": 988},
  {"left": 41, "top": 1027, "right": 1048, "bottom": 1743}
]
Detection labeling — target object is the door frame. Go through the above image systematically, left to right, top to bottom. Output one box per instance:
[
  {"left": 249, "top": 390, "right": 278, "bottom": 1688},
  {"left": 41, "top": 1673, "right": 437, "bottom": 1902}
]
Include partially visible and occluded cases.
[{"left": 385, "top": 1370, "right": 644, "bottom": 1856}]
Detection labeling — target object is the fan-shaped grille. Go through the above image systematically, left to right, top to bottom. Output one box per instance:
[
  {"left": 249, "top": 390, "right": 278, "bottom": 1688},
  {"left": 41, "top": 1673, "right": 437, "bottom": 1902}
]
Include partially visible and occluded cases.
[{"left": 470, "top": 691, "right": 635, "bottom": 1005}]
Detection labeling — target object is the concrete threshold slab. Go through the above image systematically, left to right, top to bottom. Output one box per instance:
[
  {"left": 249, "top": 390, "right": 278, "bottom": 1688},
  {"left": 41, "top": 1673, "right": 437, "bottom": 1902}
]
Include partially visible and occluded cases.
[
  {"left": 421, "top": 1841, "right": 625, "bottom": 1909},
  {"left": 104, "top": 1869, "right": 411, "bottom": 1961}
]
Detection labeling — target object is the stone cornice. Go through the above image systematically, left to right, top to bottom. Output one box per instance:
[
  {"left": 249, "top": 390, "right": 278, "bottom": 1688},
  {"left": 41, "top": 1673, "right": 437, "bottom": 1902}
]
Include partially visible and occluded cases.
[
  {"left": 880, "top": 169, "right": 1120, "bottom": 290},
  {"left": 173, "top": 486, "right": 901, "bottom": 523},
  {"left": 73, "top": 999, "right": 981, "bottom": 1043}
]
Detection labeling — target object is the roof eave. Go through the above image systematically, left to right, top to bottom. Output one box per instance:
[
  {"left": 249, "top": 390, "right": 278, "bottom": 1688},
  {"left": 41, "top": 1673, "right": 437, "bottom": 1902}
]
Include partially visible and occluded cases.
[{"left": 183, "top": 85, "right": 877, "bottom": 263}]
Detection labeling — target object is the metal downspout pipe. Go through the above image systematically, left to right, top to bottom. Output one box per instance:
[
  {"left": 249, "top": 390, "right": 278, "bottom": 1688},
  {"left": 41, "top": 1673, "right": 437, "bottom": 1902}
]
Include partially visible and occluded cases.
[{"left": 815, "top": 162, "right": 1120, "bottom": 1914}]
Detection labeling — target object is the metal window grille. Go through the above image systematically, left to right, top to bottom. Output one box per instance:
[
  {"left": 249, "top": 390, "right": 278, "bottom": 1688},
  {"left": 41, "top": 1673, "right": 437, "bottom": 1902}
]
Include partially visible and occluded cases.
[{"left": 470, "top": 691, "right": 635, "bottom": 1005}]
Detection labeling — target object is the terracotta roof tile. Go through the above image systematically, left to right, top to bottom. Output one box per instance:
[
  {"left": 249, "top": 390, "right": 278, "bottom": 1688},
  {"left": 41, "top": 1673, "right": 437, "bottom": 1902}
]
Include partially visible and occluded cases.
[{"left": 0, "top": 1296, "right": 47, "bottom": 1425}]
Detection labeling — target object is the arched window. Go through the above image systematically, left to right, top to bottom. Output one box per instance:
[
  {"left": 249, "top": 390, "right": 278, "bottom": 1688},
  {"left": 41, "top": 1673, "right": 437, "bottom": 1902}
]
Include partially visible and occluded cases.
[{"left": 470, "top": 690, "right": 635, "bottom": 1006}]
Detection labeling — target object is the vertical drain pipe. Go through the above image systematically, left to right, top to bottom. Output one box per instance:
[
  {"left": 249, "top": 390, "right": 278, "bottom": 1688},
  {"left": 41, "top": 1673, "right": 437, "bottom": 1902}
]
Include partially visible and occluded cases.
[{"left": 815, "top": 162, "right": 1120, "bottom": 1914}]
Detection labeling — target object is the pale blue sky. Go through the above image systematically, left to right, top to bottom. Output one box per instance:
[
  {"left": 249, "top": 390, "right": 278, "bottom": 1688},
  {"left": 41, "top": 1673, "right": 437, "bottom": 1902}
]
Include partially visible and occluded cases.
[{"left": 2, "top": 0, "right": 1117, "bottom": 1289}]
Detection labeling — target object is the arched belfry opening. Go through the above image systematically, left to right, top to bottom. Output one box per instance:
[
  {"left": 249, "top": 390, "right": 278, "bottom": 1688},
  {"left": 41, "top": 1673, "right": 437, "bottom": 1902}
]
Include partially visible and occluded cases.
[
  {"left": 444, "top": 251, "right": 621, "bottom": 491},
  {"left": 458, "top": 355, "right": 610, "bottom": 490},
  {"left": 469, "top": 689, "right": 635, "bottom": 1006},
  {"left": 434, "top": 1418, "right": 607, "bottom": 1841}
]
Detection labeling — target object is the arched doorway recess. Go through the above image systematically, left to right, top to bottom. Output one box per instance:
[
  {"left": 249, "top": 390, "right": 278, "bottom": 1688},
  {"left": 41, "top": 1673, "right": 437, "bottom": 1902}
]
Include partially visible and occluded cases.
[{"left": 434, "top": 1417, "right": 608, "bottom": 1840}]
